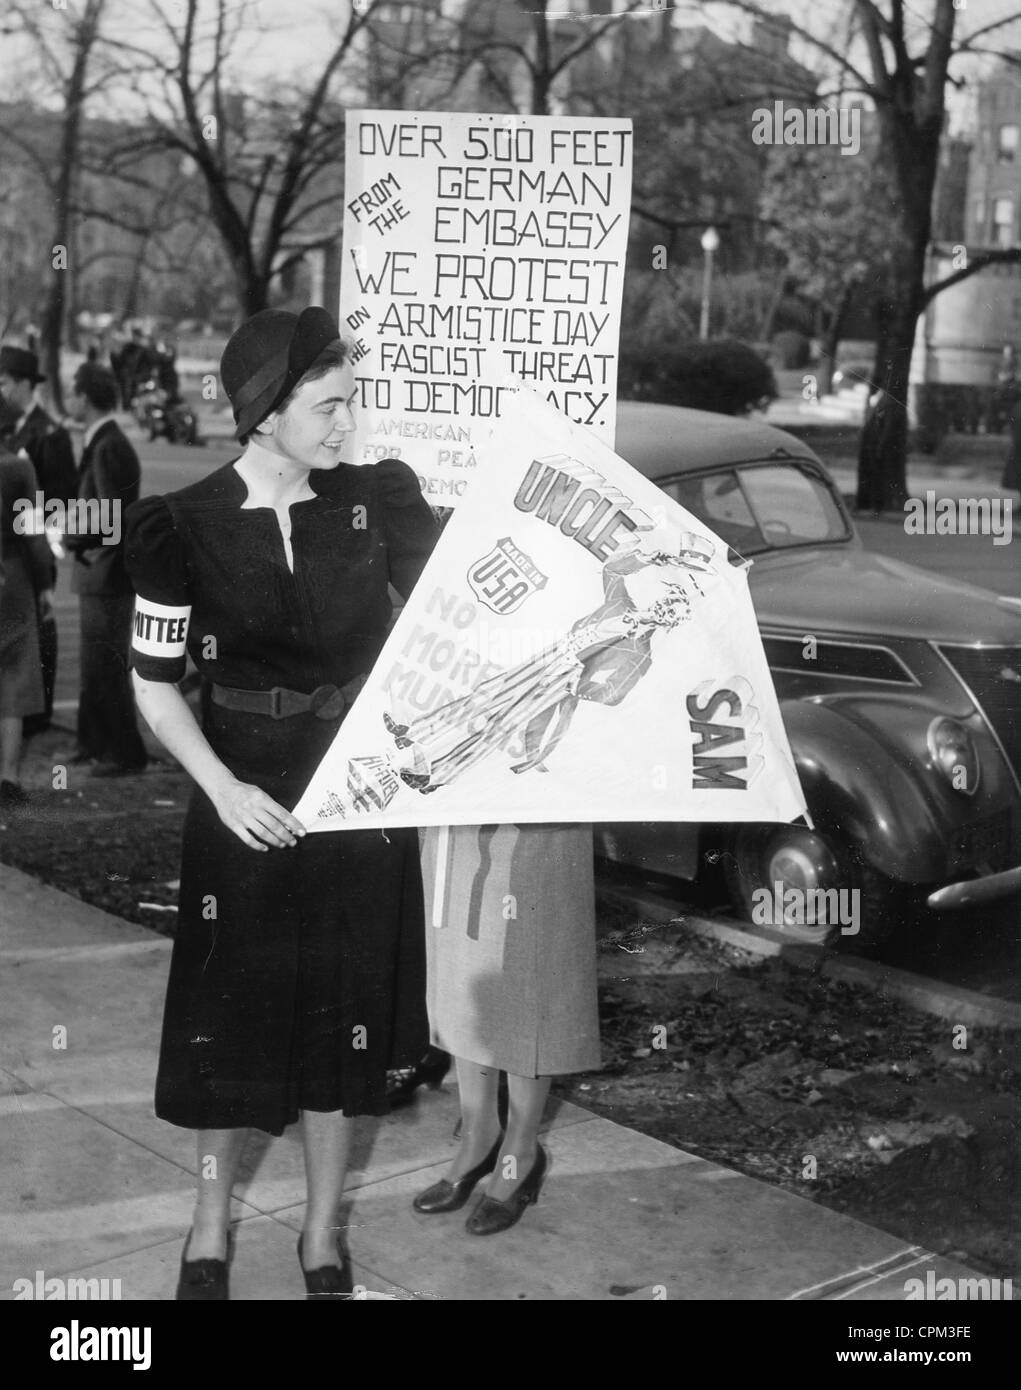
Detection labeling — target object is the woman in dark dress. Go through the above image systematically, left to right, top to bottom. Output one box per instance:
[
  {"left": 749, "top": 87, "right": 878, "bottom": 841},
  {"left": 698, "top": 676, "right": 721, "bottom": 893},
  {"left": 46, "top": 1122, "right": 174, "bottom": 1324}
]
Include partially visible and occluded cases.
[
  {"left": 125, "top": 308, "right": 437, "bottom": 1300},
  {"left": 0, "top": 447, "right": 53, "bottom": 804}
]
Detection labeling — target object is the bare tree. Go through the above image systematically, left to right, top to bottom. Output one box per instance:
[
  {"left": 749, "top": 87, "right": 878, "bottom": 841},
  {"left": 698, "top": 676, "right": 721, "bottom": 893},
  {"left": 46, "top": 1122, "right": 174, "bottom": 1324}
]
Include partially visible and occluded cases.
[
  {"left": 0, "top": 0, "right": 109, "bottom": 409},
  {"left": 103, "top": 0, "right": 381, "bottom": 319},
  {"left": 456, "top": 0, "right": 649, "bottom": 116},
  {"left": 727, "top": 0, "right": 1021, "bottom": 512},
  {"left": 760, "top": 140, "right": 897, "bottom": 395},
  {"left": 73, "top": 148, "right": 231, "bottom": 322}
]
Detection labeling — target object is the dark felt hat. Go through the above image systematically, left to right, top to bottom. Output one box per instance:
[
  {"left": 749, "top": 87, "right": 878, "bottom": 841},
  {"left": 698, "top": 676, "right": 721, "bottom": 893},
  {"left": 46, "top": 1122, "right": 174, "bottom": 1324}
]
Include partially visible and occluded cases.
[
  {"left": 220, "top": 307, "right": 341, "bottom": 439},
  {"left": 0, "top": 345, "right": 45, "bottom": 384}
]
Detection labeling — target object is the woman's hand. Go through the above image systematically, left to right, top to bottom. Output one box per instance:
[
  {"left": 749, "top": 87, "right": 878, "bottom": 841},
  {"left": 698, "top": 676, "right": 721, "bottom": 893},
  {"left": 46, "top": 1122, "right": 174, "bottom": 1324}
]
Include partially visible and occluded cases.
[
  {"left": 133, "top": 675, "right": 309, "bottom": 851},
  {"left": 211, "top": 776, "right": 307, "bottom": 852}
]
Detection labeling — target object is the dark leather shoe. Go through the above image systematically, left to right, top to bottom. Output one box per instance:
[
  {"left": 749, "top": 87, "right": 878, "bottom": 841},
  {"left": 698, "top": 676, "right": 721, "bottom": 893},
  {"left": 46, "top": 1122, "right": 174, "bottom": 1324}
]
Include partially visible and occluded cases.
[
  {"left": 386, "top": 1048, "right": 451, "bottom": 1109},
  {"left": 413, "top": 1136, "right": 503, "bottom": 1214},
  {"left": 466, "top": 1144, "right": 548, "bottom": 1236},
  {"left": 176, "top": 1230, "right": 231, "bottom": 1300},
  {"left": 297, "top": 1233, "right": 353, "bottom": 1300}
]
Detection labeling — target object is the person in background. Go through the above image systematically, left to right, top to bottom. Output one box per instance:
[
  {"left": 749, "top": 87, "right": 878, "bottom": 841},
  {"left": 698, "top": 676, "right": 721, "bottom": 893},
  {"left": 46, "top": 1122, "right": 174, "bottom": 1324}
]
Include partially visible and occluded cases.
[
  {"left": 108, "top": 332, "right": 129, "bottom": 411},
  {"left": 154, "top": 342, "right": 181, "bottom": 403},
  {"left": 0, "top": 345, "right": 78, "bottom": 735},
  {"left": 998, "top": 346, "right": 1021, "bottom": 493},
  {"left": 64, "top": 363, "right": 148, "bottom": 775},
  {"left": 0, "top": 387, "right": 19, "bottom": 439},
  {"left": 0, "top": 443, "right": 54, "bottom": 804}
]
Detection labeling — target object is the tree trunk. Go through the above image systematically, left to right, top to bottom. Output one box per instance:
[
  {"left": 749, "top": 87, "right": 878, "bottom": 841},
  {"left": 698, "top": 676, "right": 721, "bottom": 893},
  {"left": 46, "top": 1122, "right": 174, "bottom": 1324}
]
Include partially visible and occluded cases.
[
  {"left": 39, "top": 0, "right": 105, "bottom": 414},
  {"left": 528, "top": 0, "right": 552, "bottom": 114},
  {"left": 855, "top": 94, "right": 942, "bottom": 514},
  {"left": 41, "top": 113, "right": 76, "bottom": 413},
  {"left": 65, "top": 217, "right": 81, "bottom": 352},
  {"left": 120, "top": 235, "right": 150, "bottom": 322},
  {"left": 856, "top": 263, "right": 922, "bottom": 512},
  {"left": 760, "top": 270, "right": 789, "bottom": 347},
  {"left": 40, "top": 271, "right": 67, "bottom": 415},
  {"left": 239, "top": 274, "right": 270, "bottom": 319},
  {"left": 816, "top": 280, "right": 856, "bottom": 398},
  {"left": 815, "top": 353, "right": 835, "bottom": 400}
]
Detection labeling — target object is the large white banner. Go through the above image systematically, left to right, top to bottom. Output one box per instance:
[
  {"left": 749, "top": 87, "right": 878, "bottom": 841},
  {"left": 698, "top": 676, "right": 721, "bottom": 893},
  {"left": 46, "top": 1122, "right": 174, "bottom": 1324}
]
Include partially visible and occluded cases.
[
  {"left": 340, "top": 110, "right": 633, "bottom": 504},
  {"left": 294, "top": 388, "right": 807, "bottom": 832}
]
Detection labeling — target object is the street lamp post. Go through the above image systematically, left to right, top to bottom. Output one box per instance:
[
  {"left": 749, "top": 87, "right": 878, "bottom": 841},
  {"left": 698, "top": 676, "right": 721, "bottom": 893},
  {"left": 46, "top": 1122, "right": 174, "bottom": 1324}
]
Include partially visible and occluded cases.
[{"left": 699, "top": 226, "right": 719, "bottom": 341}]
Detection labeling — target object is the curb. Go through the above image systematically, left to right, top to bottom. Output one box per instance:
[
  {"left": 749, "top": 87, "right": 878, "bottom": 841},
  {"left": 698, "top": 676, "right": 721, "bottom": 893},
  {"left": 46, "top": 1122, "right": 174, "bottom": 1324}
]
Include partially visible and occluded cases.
[{"left": 597, "top": 883, "right": 1021, "bottom": 1031}]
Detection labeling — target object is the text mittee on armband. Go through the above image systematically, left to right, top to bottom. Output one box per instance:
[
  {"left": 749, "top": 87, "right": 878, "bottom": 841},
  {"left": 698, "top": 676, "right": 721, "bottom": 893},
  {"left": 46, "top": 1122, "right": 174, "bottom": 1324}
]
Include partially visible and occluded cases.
[{"left": 132, "top": 596, "right": 191, "bottom": 658}]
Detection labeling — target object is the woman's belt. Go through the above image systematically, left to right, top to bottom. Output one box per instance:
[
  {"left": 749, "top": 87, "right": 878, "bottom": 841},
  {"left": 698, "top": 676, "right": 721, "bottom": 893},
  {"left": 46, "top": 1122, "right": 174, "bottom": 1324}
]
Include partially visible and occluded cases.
[{"left": 210, "top": 675, "right": 367, "bottom": 721}]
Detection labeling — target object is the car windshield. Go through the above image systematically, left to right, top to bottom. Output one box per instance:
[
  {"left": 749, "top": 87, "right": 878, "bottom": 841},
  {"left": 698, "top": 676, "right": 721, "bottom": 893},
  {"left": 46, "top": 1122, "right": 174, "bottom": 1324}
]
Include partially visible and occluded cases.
[{"left": 659, "top": 462, "right": 851, "bottom": 557}]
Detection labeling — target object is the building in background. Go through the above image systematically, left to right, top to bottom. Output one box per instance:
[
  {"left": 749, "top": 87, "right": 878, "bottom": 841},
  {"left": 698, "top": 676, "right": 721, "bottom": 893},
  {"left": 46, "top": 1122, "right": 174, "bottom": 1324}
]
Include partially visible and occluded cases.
[
  {"left": 909, "top": 57, "right": 1021, "bottom": 444},
  {"left": 965, "top": 60, "right": 1021, "bottom": 248}
]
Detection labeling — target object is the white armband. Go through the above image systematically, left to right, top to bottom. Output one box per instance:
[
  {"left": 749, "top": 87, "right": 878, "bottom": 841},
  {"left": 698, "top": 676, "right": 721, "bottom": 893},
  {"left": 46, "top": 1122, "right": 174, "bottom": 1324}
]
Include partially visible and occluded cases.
[{"left": 132, "top": 596, "right": 191, "bottom": 658}]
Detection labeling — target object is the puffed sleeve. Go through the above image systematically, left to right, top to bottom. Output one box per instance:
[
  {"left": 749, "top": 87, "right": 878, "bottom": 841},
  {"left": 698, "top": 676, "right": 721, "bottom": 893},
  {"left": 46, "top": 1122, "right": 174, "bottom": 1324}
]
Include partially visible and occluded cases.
[
  {"left": 376, "top": 458, "right": 440, "bottom": 601},
  {"left": 123, "top": 495, "right": 192, "bottom": 682}
]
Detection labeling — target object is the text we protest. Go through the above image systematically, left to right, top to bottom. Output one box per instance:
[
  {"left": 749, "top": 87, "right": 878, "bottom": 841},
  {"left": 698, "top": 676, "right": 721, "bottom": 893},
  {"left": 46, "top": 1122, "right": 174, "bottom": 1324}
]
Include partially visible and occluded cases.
[{"left": 339, "top": 111, "right": 633, "bottom": 500}]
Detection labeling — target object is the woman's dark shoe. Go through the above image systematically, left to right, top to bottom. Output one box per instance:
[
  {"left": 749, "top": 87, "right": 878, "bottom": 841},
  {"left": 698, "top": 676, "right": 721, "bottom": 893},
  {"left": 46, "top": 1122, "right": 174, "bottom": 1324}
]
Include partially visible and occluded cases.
[
  {"left": 0, "top": 781, "right": 29, "bottom": 807},
  {"left": 386, "top": 1047, "right": 451, "bottom": 1109},
  {"left": 412, "top": 1136, "right": 503, "bottom": 1214},
  {"left": 466, "top": 1144, "right": 548, "bottom": 1237},
  {"left": 176, "top": 1229, "right": 232, "bottom": 1301},
  {"left": 297, "top": 1233, "right": 353, "bottom": 1300}
]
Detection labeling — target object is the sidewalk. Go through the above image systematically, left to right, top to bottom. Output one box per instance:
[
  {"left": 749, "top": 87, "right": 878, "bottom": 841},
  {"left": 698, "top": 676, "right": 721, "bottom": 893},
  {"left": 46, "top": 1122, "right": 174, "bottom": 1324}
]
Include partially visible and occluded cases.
[{"left": 0, "top": 863, "right": 986, "bottom": 1301}]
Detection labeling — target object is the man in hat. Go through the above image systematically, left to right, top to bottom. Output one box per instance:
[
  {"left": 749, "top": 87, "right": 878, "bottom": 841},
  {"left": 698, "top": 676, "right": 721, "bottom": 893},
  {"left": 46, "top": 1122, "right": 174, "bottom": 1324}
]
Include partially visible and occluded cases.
[
  {"left": 0, "top": 345, "right": 78, "bottom": 734},
  {"left": 65, "top": 362, "right": 147, "bottom": 775}
]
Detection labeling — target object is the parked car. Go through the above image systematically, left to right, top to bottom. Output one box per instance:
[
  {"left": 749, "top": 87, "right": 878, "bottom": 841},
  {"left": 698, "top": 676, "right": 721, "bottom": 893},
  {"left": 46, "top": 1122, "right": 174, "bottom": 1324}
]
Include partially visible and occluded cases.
[{"left": 596, "top": 401, "right": 1021, "bottom": 945}]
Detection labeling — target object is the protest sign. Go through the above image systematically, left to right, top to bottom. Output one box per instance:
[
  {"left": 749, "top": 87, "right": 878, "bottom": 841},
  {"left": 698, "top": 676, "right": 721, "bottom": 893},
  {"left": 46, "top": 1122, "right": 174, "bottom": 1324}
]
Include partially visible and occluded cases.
[
  {"left": 340, "top": 109, "right": 633, "bottom": 504},
  {"left": 293, "top": 387, "right": 808, "bottom": 832}
]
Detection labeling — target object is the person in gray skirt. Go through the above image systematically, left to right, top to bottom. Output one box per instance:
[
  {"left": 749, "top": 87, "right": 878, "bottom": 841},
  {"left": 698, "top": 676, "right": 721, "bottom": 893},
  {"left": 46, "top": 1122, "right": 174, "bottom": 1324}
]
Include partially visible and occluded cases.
[{"left": 412, "top": 822, "right": 601, "bottom": 1235}]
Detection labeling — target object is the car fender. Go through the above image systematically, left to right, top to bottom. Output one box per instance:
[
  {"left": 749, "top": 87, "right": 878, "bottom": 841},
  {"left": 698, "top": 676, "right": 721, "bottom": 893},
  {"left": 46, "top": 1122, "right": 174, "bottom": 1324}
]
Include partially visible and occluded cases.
[{"left": 779, "top": 698, "right": 948, "bottom": 883}]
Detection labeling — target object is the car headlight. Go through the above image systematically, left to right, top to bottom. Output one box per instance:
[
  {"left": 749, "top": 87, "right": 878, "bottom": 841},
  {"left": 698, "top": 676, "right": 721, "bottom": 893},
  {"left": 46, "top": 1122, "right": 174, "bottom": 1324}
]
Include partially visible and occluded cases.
[{"left": 927, "top": 717, "right": 980, "bottom": 796}]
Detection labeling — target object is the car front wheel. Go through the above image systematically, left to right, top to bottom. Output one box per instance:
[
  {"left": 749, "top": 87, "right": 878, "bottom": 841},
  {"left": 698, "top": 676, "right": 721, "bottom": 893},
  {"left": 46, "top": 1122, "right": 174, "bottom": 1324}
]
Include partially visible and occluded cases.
[{"left": 724, "top": 823, "right": 901, "bottom": 949}]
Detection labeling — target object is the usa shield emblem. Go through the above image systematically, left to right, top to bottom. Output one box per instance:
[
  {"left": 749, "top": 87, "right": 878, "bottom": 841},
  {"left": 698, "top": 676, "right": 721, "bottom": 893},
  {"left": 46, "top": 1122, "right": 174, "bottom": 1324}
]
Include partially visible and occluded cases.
[{"left": 467, "top": 536, "right": 548, "bottom": 616}]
